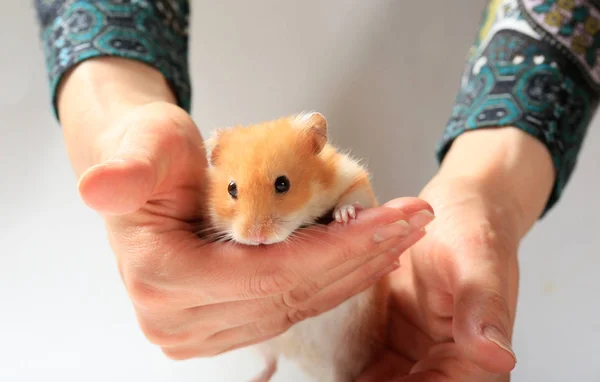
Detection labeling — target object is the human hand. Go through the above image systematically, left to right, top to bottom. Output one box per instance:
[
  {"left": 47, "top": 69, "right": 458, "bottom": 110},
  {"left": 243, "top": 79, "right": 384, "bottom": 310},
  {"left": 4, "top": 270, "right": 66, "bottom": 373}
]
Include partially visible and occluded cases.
[
  {"left": 58, "top": 58, "right": 434, "bottom": 360},
  {"left": 358, "top": 128, "right": 555, "bottom": 381}
]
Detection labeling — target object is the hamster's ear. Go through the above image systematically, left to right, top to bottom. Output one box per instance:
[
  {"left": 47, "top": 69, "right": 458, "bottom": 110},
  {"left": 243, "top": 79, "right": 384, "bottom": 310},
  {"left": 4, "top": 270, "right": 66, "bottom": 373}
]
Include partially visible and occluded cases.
[
  {"left": 293, "top": 111, "right": 328, "bottom": 154},
  {"left": 203, "top": 130, "right": 223, "bottom": 166}
]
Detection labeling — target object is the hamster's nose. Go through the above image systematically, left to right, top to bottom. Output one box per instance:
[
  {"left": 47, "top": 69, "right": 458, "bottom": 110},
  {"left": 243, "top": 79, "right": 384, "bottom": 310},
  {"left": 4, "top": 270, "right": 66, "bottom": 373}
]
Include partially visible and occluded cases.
[
  {"left": 248, "top": 226, "right": 269, "bottom": 244},
  {"left": 254, "top": 235, "right": 268, "bottom": 244}
]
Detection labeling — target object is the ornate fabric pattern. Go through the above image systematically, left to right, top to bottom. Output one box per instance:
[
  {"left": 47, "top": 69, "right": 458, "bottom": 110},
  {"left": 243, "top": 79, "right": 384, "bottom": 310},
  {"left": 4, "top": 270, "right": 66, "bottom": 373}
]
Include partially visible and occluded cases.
[
  {"left": 34, "top": 0, "right": 191, "bottom": 118},
  {"left": 438, "top": 0, "right": 599, "bottom": 215},
  {"left": 520, "top": 0, "right": 600, "bottom": 90}
]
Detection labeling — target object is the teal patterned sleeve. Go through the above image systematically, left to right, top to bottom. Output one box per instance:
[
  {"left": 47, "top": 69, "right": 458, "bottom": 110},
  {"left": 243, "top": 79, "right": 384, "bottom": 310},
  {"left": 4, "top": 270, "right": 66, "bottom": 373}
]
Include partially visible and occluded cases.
[
  {"left": 34, "top": 0, "right": 191, "bottom": 119},
  {"left": 438, "top": 0, "right": 600, "bottom": 216}
]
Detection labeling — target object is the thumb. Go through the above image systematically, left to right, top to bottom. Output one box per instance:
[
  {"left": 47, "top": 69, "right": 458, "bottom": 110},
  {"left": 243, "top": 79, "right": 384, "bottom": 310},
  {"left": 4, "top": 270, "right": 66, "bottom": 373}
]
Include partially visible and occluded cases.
[
  {"left": 78, "top": 102, "right": 204, "bottom": 215},
  {"left": 452, "top": 242, "right": 518, "bottom": 374}
]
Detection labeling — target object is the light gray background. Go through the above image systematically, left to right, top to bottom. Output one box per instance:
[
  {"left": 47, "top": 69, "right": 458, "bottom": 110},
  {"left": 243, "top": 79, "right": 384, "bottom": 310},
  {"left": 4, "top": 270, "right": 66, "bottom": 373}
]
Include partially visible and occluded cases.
[{"left": 1, "top": 1, "right": 599, "bottom": 381}]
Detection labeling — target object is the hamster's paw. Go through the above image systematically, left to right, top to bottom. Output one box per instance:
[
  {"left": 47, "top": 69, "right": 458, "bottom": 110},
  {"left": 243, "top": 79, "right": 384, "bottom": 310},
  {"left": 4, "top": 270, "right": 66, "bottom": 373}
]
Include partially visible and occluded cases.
[{"left": 333, "top": 203, "right": 362, "bottom": 224}]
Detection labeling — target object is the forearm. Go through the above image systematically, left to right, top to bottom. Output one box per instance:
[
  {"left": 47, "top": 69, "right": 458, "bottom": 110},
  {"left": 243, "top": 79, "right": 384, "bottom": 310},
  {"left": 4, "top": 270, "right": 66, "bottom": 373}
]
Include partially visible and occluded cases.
[
  {"left": 436, "top": 0, "right": 600, "bottom": 220},
  {"left": 434, "top": 128, "right": 554, "bottom": 238}
]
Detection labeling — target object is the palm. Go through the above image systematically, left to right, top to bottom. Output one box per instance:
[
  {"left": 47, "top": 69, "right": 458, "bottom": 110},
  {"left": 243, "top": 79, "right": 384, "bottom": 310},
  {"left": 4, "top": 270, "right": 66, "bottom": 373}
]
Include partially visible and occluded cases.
[
  {"left": 76, "top": 103, "right": 213, "bottom": 286},
  {"left": 360, "top": 178, "right": 519, "bottom": 382},
  {"left": 375, "top": 256, "right": 507, "bottom": 382}
]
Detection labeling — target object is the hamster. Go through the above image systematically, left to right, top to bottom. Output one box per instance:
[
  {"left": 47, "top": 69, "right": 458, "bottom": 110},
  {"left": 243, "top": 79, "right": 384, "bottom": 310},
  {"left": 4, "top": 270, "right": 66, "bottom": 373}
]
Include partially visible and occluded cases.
[{"left": 204, "top": 112, "right": 389, "bottom": 382}]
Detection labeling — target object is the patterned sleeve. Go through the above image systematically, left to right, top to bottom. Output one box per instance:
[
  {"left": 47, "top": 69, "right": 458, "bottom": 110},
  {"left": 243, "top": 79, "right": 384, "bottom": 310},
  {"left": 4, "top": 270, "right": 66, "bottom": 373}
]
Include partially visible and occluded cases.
[
  {"left": 34, "top": 0, "right": 191, "bottom": 118},
  {"left": 437, "top": 0, "right": 600, "bottom": 216}
]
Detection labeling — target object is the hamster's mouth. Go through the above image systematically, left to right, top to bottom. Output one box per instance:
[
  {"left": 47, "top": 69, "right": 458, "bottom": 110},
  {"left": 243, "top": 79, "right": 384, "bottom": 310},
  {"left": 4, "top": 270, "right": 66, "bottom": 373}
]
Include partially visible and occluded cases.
[{"left": 205, "top": 208, "right": 336, "bottom": 246}]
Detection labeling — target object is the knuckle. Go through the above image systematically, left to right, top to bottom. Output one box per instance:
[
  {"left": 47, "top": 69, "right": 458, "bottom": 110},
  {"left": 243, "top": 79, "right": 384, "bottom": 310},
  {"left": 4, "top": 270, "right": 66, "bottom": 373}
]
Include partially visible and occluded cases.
[
  {"left": 122, "top": 252, "right": 176, "bottom": 310},
  {"left": 255, "top": 267, "right": 297, "bottom": 297},
  {"left": 126, "top": 276, "right": 172, "bottom": 310},
  {"left": 282, "top": 278, "right": 319, "bottom": 308},
  {"left": 286, "top": 306, "right": 320, "bottom": 325},
  {"left": 243, "top": 316, "right": 291, "bottom": 342},
  {"left": 256, "top": 316, "right": 292, "bottom": 338},
  {"left": 274, "top": 316, "right": 293, "bottom": 335},
  {"left": 140, "top": 321, "right": 191, "bottom": 347},
  {"left": 161, "top": 347, "right": 199, "bottom": 361}
]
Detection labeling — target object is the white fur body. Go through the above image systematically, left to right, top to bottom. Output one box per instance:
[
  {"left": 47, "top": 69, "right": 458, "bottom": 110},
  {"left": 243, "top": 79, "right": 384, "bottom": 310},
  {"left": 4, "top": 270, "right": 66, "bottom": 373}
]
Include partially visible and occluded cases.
[
  {"left": 250, "top": 151, "right": 381, "bottom": 382},
  {"left": 255, "top": 286, "right": 379, "bottom": 382}
]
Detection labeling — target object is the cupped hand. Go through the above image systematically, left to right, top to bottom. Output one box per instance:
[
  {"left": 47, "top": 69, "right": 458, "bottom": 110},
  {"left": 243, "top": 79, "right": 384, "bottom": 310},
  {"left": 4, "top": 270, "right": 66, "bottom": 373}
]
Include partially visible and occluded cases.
[
  {"left": 71, "top": 99, "right": 435, "bottom": 360},
  {"left": 359, "top": 175, "right": 522, "bottom": 382}
]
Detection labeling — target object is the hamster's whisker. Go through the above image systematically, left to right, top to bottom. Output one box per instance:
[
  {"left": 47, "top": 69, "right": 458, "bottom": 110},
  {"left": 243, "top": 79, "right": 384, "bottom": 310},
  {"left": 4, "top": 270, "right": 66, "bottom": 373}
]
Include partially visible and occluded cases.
[
  {"left": 298, "top": 225, "right": 350, "bottom": 242},
  {"left": 193, "top": 226, "right": 222, "bottom": 234},
  {"left": 200, "top": 229, "right": 234, "bottom": 244},
  {"left": 289, "top": 230, "right": 333, "bottom": 249},
  {"left": 285, "top": 234, "right": 316, "bottom": 257}
]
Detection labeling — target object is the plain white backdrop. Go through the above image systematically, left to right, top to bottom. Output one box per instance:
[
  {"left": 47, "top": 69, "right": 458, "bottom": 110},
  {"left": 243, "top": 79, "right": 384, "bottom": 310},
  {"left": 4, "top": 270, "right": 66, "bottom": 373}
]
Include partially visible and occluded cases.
[{"left": 1, "top": 1, "right": 600, "bottom": 381}]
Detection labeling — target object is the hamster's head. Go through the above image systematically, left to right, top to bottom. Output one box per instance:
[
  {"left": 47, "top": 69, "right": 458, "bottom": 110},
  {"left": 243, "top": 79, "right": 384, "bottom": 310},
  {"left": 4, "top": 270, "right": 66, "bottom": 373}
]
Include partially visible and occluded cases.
[{"left": 205, "top": 112, "right": 335, "bottom": 245}]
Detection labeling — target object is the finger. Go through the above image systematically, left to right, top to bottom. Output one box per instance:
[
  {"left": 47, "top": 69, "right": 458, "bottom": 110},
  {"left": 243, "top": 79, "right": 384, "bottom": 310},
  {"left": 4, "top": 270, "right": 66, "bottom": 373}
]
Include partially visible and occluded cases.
[
  {"left": 78, "top": 102, "right": 205, "bottom": 216},
  {"left": 127, "top": 197, "right": 434, "bottom": 309},
  {"left": 249, "top": 198, "right": 434, "bottom": 301},
  {"left": 300, "top": 198, "right": 435, "bottom": 295},
  {"left": 148, "top": 228, "right": 423, "bottom": 340},
  {"left": 296, "top": 228, "right": 427, "bottom": 317},
  {"left": 163, "top": 231, "right": 424, "bottom": 352},
  {"left": 452, "top": 235, "right": 518, "bottom": 374},
  {"left": 156, "top": 243, "right": 409, "bottom": 351},
  {"left": 164, "top": 245, "right": 406, "bottom": 334},
  {"left": 386, "top": 255, "right": 447, "bottom": 358},
  {"left": 160, "top": 316, "right": 287, "bottom": 360},
  {"left": 160, "top": 334, "right": 273, "bottom": 361},
  {"left": 406, "top": 344, "right": 506, "bottom": 382},
  {"left": 357, "top": 351, "right": 414, "bottom": 382}
]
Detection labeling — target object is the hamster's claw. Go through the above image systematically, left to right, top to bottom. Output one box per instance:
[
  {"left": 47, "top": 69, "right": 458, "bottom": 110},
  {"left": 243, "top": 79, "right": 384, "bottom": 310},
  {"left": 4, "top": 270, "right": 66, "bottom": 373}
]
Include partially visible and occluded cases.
[{"left": 334, "top": 203, "right": 362, "bottom": 224}]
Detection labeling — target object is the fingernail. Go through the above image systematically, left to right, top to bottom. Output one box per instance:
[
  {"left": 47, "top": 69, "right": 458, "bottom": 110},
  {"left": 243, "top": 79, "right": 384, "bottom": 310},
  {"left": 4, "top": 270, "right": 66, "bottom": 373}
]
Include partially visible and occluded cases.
[
  {"left": 408, "top": 210, "right": 435, "bottom": 230},
  {"left": 372, "top": 220, "right": 410, "bottom": 243},
  {"left": 371, "top": 259, "right": 400, "bottom": 281},
  {"left": 483, "top": 326, "right": 517, "bottom": 363}
]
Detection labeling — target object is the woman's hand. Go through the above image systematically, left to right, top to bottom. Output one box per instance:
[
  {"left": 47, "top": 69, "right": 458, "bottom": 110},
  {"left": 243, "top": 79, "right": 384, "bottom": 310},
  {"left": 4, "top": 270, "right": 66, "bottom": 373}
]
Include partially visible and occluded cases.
[
  {"left": 57, "top": 57, "right": 434, "bottom": 360},
  {"left": 359, "top": 128, "right": 555, "bottom": 381}
]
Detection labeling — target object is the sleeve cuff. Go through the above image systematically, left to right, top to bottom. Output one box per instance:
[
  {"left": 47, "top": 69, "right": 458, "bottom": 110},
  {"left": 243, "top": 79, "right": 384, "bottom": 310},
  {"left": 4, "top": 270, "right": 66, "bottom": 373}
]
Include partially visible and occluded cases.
[
  {"left": 36, "top": 0, "right": 191, "bottom": 119},
  {"left": 437, "top": 6, "right": 599, "bottom": 217}
]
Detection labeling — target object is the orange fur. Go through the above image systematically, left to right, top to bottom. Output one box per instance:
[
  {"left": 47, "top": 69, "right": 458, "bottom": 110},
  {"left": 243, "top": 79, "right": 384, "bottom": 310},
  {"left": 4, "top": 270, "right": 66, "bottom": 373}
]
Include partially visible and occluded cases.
[
  {"left": 204, "top": 112, "right": 390, "bottom": 381},
  {"left": 206, "top": 113, "right": 348, "bottom": 244},
  {"left": 338, "top": 173, "right": 378, "bottom": 208}
]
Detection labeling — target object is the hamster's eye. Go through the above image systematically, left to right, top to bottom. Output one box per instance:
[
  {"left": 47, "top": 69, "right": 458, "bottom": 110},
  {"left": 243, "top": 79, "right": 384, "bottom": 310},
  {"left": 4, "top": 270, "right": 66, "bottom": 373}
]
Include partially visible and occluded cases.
[
  {"left": 274, "top": 176, "right": 290, "bottom": 194},
  {"left": 228, "top": 181, "right": 238, "bottom": 199}
]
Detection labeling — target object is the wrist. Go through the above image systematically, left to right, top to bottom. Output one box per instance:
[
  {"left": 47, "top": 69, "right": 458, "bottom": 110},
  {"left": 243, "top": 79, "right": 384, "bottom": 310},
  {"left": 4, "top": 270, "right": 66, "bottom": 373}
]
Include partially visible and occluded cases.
[
  {"left": 57, "top": 57, "right": 178, "bottom": 176},
  {"left": 432, "top": 127, "right": 555, "bottom": 237}
]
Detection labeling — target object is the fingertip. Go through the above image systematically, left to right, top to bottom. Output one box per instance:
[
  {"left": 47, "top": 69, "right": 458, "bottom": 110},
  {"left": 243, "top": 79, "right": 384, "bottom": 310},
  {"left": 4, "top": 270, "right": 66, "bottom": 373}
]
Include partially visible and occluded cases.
[
  {"left": 78, "top": 159, "right": 156, "bottom": 215},
  {"left": 340, "top": 197, "right": 434, "bottom": 230},
  {"left": 382, "top": 197, "right": 434, "bottom": 216},
  {"left": 453, "top": 300, "right": 517, "bottom": 373},
  {"left": 483, "top": 325, "right": 518, "bottom": 363},
  {"left": 456, "top": 329, "right": 517, "bottom": 374}
]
